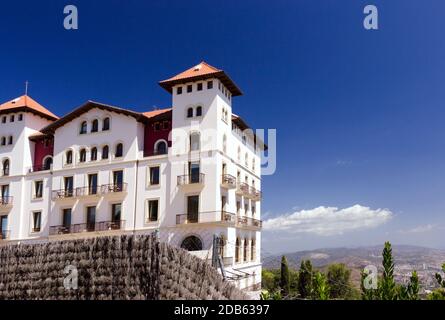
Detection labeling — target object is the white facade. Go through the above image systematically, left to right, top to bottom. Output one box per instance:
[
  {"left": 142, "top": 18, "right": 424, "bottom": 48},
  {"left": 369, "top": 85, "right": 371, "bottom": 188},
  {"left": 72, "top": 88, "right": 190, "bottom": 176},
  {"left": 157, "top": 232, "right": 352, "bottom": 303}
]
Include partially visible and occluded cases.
[{"left": 0, "top": 62, "right": 264, "bottom": 292}]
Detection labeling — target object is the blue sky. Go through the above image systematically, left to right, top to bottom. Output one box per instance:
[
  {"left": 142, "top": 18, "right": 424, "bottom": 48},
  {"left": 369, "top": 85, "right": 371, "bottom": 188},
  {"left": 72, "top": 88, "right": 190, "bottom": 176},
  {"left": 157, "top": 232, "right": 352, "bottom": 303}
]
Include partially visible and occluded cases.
[{"left": 1, "top": 0, "right": 444, "bottom": 253}]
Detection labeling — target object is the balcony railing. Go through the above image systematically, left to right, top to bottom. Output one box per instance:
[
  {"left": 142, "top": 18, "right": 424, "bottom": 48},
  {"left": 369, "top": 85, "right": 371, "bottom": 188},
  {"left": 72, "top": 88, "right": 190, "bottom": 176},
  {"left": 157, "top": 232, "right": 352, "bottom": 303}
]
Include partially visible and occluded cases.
[
  {"left": 144, "top": 149, "right": 168, "bottom": 157},
  {"left": 29, "top": 164, "right": 52, "bottom": 173},
  {"left": 177, "top": 173, "right": 205, "bottom": 186},
  {"left": 221, "top": 174, "right": 237, "bottom": 188},
  {"left": 236, "top": 182, "right": 250, "bottom": 196},
  {"left": 100, "top": 183, "right": 128, "bottom": 194},
  {"left": 76, "top": 186, "right": 100, "bottom": 197},
  {"left": 250, "top": 186, "right": 262, "bottom": 200},
  {"left": 52, "top": 189, "right": 75, "bottom": 200},
  {"left": 0, "top": 196, "right": 13, "bottom": 206},
  {"left": 176, "top": 211, "right": 236, "bottom": 225},
  {"left": 236, "top": 216, "right": 262, "bottom": 229},
  {"left": 49, "top": 220, "right": 125, "bottom": 236},
  {"left": 0, "top": 230, "right": 10, "bottom": 240}
]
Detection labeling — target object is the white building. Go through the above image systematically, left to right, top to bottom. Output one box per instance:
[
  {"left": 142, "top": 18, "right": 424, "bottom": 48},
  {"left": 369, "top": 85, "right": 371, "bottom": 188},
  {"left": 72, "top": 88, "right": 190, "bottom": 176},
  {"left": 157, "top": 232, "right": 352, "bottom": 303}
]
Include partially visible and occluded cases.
[{"left": 0, "top": 62, "right": 265, "bottom": 292}]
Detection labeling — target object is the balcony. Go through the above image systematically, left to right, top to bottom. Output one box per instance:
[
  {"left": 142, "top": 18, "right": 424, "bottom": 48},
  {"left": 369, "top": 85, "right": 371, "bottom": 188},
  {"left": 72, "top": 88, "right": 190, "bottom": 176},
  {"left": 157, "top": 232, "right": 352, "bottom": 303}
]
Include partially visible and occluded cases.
[
  {"left": 144, "top": 149, "right": 168, "bottom": 157},
  {"left": 29, "top": 164, "right": 52, "bottom": 173},
  {"left": 177, "top": 173, "right": 205, "bottom": 186},
  {"left": 221, "top": 174, "right": 237, "bottom": 189},
  {"left": 236, "top": 182, "right": 250, "bottom": 196},
  {"left": 100, "top": 183, "right": 128, "bottom": 195},
  {"left": 76, "top": 186, "right": 100, "bottom": 197},
  {"left": 249, "top": 186, "right": 262, "bottom": 201},
  {"left": 52, "top": 189, "right": 75, "bottom": 200},
  {"left": 0, "top": 197, "right": 13, "bottom": 212},
  {"left": 176, "top": 211, "right": 236, "bottom": 225},
  {"left": 236, "top": 216, "right": 262, "bottom": 230},
  {"left": 49, "top": 220, "right": 125, "bottom": 236},
  {"left": 0, "top": 230, "right": 10, "bottom": 240}
]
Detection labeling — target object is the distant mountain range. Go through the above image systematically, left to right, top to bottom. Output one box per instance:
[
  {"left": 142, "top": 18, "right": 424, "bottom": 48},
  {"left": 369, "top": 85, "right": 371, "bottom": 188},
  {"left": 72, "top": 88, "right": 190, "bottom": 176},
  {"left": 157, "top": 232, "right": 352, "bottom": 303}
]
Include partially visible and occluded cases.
[{"left": 262, "top": 245, "right": 445, "bottom": 291}]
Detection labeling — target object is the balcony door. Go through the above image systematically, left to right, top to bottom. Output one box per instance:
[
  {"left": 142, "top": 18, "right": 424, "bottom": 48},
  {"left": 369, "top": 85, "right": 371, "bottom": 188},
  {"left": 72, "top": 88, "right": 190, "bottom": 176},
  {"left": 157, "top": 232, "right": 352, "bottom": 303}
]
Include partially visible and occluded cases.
[
  {"left": 188, "top": 162, "right": 200, "bottom": 183},
  {"left": 113, "top": 170, "right": 123, "bottom": 191},
  {"left": 88, "top": 174, "right": 98, "bottom": 195},
  {"left": 64, "top": 177, "right": 73, "bottom": 196},
  {"left": 1, "top": 185, "right": 9, "bottom": 199},
  {"left": 187, "top": 195, "right": 199, "bottom": 223},
  {"left": 86, "top": 206, "right": 96, "bottom": 231},
  {"left": 62, "top": 208, "right": 72, "bottom": 230},
  {"left": 0, "top": 215, "right": 7, "bottom": 239}
]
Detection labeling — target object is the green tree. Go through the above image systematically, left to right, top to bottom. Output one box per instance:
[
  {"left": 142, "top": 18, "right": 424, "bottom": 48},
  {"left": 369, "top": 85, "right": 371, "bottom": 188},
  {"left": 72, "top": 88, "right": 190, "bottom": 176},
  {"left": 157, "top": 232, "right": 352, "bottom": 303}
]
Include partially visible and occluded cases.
[
  {"left": 380, "top": 241, "right": 396, "bottom": 300},
  {"left": 280, "top": 256, "right": 290, "bottom": 296},
  {"left": 297, "top": 260, "right": 313, "bottom": 299},
  {"left": 327, "top": 263, "right": 352, "bottom": 299},
  {"left": 428, "top": 263, "right": 445, "bottom": 300},
  {"left": 262, "top": 269, "right": 279, "bottom": 292},
  {"left": 405, "top": 271, "right": 420, "bottom": 300},
  {"left": 312, "top": 272, "right": 330, "bottom": 300}
]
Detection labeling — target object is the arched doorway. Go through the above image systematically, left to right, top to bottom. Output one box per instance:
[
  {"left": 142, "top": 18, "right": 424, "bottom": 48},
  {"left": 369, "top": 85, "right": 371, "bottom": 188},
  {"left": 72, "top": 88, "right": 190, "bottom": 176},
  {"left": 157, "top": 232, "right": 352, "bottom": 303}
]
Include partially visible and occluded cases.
[{"left": 180, "top": 235, "right": 203, "bottom": 251}]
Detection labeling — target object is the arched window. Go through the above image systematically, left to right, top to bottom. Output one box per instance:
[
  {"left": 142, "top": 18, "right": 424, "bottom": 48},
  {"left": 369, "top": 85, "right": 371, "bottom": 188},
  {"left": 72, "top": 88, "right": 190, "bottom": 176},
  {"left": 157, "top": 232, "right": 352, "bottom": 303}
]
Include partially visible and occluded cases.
[
  {"left": 196, "top": 106, "right": 202, "bottom": 117},
  {"left": 187, "top": 107, "right": 193, "bottom": 118},
  {"left": 103, "top": 117, "right": 110, "bottom": 131},
  {"left": 91, "top": 119, "right": 99, "bottom": 133},
  {"left": 80, "top": 121, "right": 87, "bottom": 134},
  {"left": 190, "top": 132, "right": 200, "bottom": 151},
  {"left": 8, "top": 136, "right": 13, "bottom": 145},
  {"left": 1, "top": 137, "right": 5, "bottom": 146},
  {"left": 154, "top": 140, "right": 167, "bottom": 155},
  {"left": 115, "top": 143, "right": 123, "bottom": 158},
  {"left": 102, "top": 145, "right": 109, "bottom": 159},
  {"left": 91, "top": 147, "right": 97, "bottom": 161},
  {"left": 79, "top": 149, "right": 87, "bottom": 162},
  {"left": 65, "top": 150, "right": 73, "bottom": 164},
  {"left": 245, "top": 153, "right": 249, "bottom": 167},
  {"left": 43, "top": 157, "right": 53, "bottom": 170},
  {"left": 252, "top": 158, "right": 256, "bottom": 171},
  {"left": 3, "top": 159, "right": 9, "bottom": 176},
  {"left": 180, "top": 236, "right": 203, "bottom": 251},
  {"left": 235, "top": 238, "right": 240, "bottom": 263},
  {"left": 244, "top": 238, "right": 249, "bottom": 262},
  {"left": 251, "top": 239, "right": 256, "bottom": 261}
]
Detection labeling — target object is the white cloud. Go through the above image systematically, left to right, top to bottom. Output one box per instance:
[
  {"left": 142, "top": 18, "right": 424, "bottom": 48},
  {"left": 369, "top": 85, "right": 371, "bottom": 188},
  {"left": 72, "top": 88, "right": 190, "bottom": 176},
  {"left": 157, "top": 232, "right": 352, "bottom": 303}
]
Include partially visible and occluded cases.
[
  {"left": 263, "top": 204, "right": 392, "bottom": 236},
  {"left": 399, "top": 224, "right": 435, "bottom": 234}
]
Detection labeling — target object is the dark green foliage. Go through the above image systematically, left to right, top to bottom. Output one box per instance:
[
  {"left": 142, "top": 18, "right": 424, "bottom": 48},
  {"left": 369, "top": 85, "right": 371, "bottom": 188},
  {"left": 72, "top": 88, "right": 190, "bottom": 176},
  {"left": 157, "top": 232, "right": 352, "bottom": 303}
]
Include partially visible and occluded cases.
[
  {"left": 0, "top": 235, "right": 245, "bottom": 300},
  {"left": 380, "top": 241, "right": 396, "bottom": 300},
  {"left": 280, "top": 256, "right": 290, "bottom": 296},
  {"left": 297, "top": 260, "right": 313, "bottom": 299},
  {"left": 327, "top": 263, "right": 352, "bottom": 299},
  {"left": 429, "top": 263, "right": 445, "bottom": 300},
  {"left": 312, "top": 272, "right": 329, "bottom": 300}
]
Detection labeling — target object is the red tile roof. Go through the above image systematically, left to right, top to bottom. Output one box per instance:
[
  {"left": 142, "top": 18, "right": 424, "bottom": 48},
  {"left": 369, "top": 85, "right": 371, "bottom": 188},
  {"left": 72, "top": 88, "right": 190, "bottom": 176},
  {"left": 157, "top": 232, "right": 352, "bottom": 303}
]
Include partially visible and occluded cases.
[
  {"left": 159, "top": 61, "right": 242, "bottom": 96},
  {"left": 0, "top": 95, "right": 58, "bottom": 120},
  {"left": 143, "top": 108, "right": 172, "bottom": 119}
]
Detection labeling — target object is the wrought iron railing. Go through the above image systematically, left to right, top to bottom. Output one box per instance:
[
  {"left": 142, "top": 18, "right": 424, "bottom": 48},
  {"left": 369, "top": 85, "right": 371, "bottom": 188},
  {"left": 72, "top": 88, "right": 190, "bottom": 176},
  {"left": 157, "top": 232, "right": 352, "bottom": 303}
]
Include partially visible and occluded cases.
[
  {"left": 29, "top": 164, "right": 52, "bottom": 173},
  {"left": 177, "top": 173, "right": 205, "bottom": 185},
  {"left": 221, "top": 174, "right": 237, "bottom": 188},
  {"left": 236, "top": 182, "right": 250, "bottom": 195},
  {"left": 100, "top": 183, "right": 128, "bottom": 194},
  {"left": 76, "top": 186, "right": 100, "bottom": 196},
  {"left": 250, "top": 186, "right": 262, "bottom": 200},
  {"left": 52, "top": 189, "right": 75, "bottom": 200},
  {"left": 0, "top": 196, "right": 13, "bottom": 206},
  {"left": 176, "top": 211, "right": 236, "bottom": 225},
  {"left": 236, "top": 216, "right": 262, "bottom": 229},
  {"left": 49, "top": 220, "right": 125, "bottom": 235},
  {"left": 0, "top": 230, "right": 10, "bottom": 240}
]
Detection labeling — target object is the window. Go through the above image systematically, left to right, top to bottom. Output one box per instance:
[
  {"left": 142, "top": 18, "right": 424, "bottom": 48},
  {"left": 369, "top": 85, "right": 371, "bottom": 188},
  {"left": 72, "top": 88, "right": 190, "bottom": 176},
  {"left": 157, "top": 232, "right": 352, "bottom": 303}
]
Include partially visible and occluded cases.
[
  {"left": 207, "top": 81, "right": 213, "bottom": 89},
  {"left": 197, "top": 83, "right": 203, "bottom": 91},
  {"left": 187, "top": 84, "right": 192, "bottom": 93},
  {"left": 177, "top": 86, "right": 183, "bottom": 95},
  {"left": 196, "top": 106, "right": 202, "bottom": 117},
  {"left": 187, "top": 107, "right": 193, "bottom": 118},
  {"left": 18, "top": 114, "right": 23, "bottom": 121},
  {"left": 10, "top": 115, "right": 14, "bottom": 122},
  {"left": 1, "top": 117, "right": 5, "bottom": 124},
  {"left": 103, "top": 117, "right": 110, "bottom": 131},
  {"left": 91, "top": 119, "right": 99, "bottom": 133},
  {"left": 80, "top": 121, "right": 87, "bottom": 134},
  {"left": 162, "top": 121, "right": 169, "bottom": 130},
  {"left": 154, "top": 122, "right": 161, "bottom": 131},
  {"left": 190, "top": 132, "right": 200, "bottom": 151},
  {"left": 222, "top": 134, "right": 227, "bottom": 153},
  {"left": 242, "top": 135, "right": 247, "bottom": 145},
  {"left": 7, "top": 136, "right": 12, "bottom": 145},
  {"left": 1, "top": 137, "right": 5, "bottom": 146},
  {"left": 44, "top": 139, "right": 50, "bottom": 148},
  {"left": 154, "top": 140, "right": 167, "bottom": 155},
  {"left": 115, "top": 143, "right": 123, "bottom": 157},
  {"left": 102, "top": 145, "right": 109, "bottom": 159},
  {"left": 90, "top": 147, "right": 97, "bottom": 161},
  {"left": 79, "top": 149, "right": 86, "bottom": 162},
  {"left": 66, "top": 150, "right": 73, "bottom": 164},
  {"left": 245, "top": 153, "right": 248, "bottom": 167},
  {"left": 43, "top": 157, "right": 53, "bottom": 170},
  {"left": 2, "top": 159, "right": 9, "bottom": 176},
  {"left": 189, "top": 162, "right": 200, "bottom": 183},
  {"left": 149, "top": 166, "right": 160, "bottom": 185},
  {"left": 113, "top": 170, "right": 124, "bottom": 190},
  {"left": 88, "top": 173, "right": 98, "bottom": 195},
  {"left": 64, "top": 176, "right": 74, "bottom": 196},
  {"left": 34, "top": 180, "right": 43, "bottom": 198},
  {"left": 187, "top": 195, "right": 199, "bottom": 222},
  {"left": 147, "top": 200, "right": 159, "bottom": 222},
  {"left": 236, "top": 201, "right": 241, "bottom": 215},
  {"left": 112, "top": 203, "right": 122, "bottom": 222},
  {"left": 244, "top": 203, "right": 249, "bottom": 215},
  {"left": 86, "top": 206, "right": 96, "bottom": 232},
  {"left": 62, "top": 208, "right": 72, "bottom": 229},
  {"left": 32, "top": 211, "right": 41, "bottom": 232},
  {"left": 181, "top": 235, "right": 202, "bottom": 251},
  {"left": 235, "top": 238, "right": 240, "bottom": 263},
  {"left": 244, "top": 239, "right": 249, "bottom": 262},
  {"left": 251, "top": 239, "right": 256, "bottom": 261}
]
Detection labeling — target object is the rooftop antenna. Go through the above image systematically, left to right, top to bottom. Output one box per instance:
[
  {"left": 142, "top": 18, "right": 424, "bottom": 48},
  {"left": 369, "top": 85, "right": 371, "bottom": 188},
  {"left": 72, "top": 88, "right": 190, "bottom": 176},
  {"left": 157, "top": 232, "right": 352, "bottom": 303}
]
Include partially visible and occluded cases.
[{"left": 25, "top": 81, "right": 29, "bottom": 96}]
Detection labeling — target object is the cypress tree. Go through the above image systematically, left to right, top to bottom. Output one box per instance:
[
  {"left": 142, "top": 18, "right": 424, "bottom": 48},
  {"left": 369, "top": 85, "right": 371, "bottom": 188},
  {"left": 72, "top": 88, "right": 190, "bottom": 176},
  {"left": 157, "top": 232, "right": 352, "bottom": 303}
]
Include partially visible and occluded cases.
[
  {"left": 380, "top": 241, "right": 396, "bottom": 300},
  {"left": 280, "top": 256, "right": 290, "bottom": 296},
  {"left": 297, "top": 260, "right": 313, "bottom": 299}
]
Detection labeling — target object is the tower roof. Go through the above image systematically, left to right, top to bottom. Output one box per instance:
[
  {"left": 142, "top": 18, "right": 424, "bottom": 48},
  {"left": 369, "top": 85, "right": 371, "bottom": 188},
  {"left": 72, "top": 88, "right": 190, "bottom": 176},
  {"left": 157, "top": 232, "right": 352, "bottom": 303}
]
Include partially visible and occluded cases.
[
  {"left": 159, "top": 61, "right": 242, "bottom": 96},
  {"left": 0, "top": 95, "right": 58, "bottom": 121}
]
